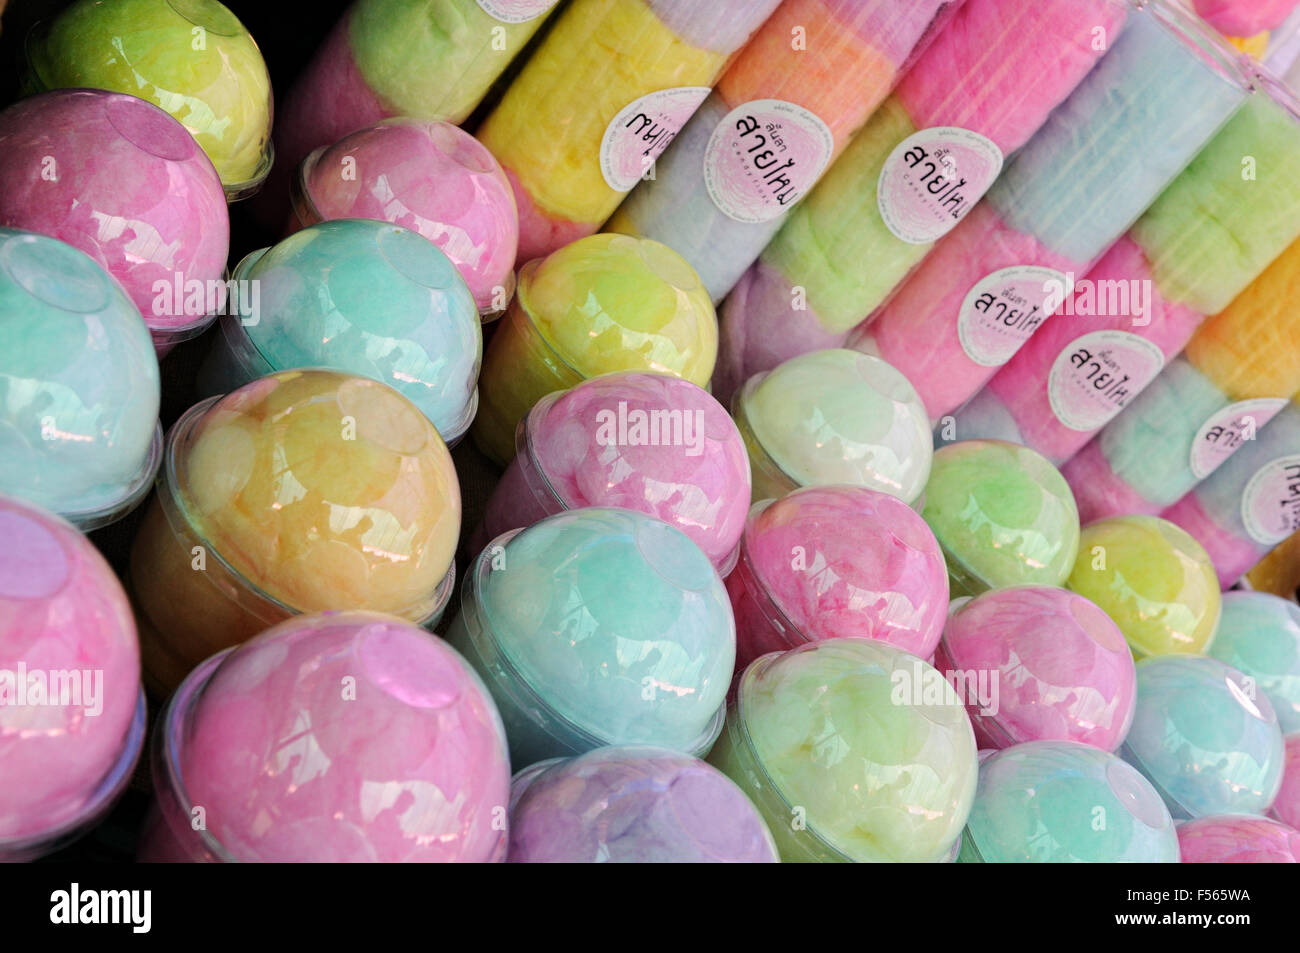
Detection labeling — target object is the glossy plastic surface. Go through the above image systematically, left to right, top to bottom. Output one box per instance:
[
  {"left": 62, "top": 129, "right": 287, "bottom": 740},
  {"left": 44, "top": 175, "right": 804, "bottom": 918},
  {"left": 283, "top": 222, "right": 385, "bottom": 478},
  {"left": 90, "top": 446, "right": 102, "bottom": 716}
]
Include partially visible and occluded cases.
[
  {"left": 0, "top": 228, "right": 161, "bottom": 528},
  {"left": 507, "top": 745, "right": 778, "bottom": 863}
]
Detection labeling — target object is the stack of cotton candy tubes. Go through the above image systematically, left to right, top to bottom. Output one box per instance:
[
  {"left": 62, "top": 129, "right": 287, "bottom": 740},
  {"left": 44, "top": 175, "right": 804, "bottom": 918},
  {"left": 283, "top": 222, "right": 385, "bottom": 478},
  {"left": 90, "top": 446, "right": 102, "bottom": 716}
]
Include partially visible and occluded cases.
[
  {"left": 265, "top": 0, "right": 560, "bottom": 218},
  {"left": 475, "top": 0, "right": 783, "bottom": 262},
  {"left": 604, "top": 0, "right": 954, "bottom": 303},
  {"left": 710, "top": 0, "right": 1131, "bottom": 402},
  {"left": 849, "top": 1, "right": 1252, "bottom": 422},
  {"left": 950, "top": 68, "right": 1300, "bottom": 462},
  {"left": 1065, "top": 231, "right": 1300, "bottom": 523},
  {"left": 1162, "top": 395, "right": 1300, "bottom": 586}
]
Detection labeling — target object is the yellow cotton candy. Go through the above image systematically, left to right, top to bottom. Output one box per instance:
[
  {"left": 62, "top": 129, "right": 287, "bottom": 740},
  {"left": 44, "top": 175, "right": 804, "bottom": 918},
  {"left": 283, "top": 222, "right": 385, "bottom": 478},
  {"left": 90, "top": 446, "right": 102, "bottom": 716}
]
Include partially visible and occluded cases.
[{"left": 477, "top": 0, "right": 726, "bottom": 226}]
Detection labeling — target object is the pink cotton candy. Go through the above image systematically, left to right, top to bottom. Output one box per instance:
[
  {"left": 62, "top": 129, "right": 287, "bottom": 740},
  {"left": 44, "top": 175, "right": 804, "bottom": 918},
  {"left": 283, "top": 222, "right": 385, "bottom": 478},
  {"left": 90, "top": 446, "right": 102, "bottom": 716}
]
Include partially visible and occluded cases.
[
  {"left": 894, "top": 0, "right": 1131, "bottom": 155},
  {"left": 1193, "top": 0, "right": 1299, "bottom": 36},
  {"left": 257, "top": 13, "right": 387, "bottom": 228},
  {"left": 504, "top": 165, "right": 597, "bottom": 264},
  {"left": 851, "top": 202, "right": 1077, "bottom": 422},
  {"left": 981, "top": 237, "right": 1205, "bottom": 462},
  {"left": 478, "top": 372, "right": 750, "bottom": 572},
  {"left": 1062, "top": 439, "right": 1166, "bottom": 524},
  {"left": 727, "top": 485, "right": 949, "bottom": 674},
  {"left": 1162, "top": 492, "right": 1263, "bottom": 588},
  {"left": 0, "top": 497, "right": 141, "bottom": 851},
  {"left": 932, "top": 586, "right": 1136, "bottom": 752},
  {"left": 143, "top": 611, "right": 511, "bottom": 862},
  {"left": 1273, "top": 734, "right": 1300, "bottom": 830},
  {"left": 1178, "top": 815, "right": 1300, "bottom": 863}
]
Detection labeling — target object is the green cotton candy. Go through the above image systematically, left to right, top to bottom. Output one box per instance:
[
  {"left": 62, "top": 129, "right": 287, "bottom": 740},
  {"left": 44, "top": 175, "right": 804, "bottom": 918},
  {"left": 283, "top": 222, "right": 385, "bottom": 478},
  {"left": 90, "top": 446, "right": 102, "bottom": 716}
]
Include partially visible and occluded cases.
[
  {"left": 349, "top": 0, "right": 553, "bottom": 123},
  {"left": 1132, "top": 91, "right": 1300, "bottom": 315},
  {"left": 758, "top": 97, "right": 924, "bottom": 333}
]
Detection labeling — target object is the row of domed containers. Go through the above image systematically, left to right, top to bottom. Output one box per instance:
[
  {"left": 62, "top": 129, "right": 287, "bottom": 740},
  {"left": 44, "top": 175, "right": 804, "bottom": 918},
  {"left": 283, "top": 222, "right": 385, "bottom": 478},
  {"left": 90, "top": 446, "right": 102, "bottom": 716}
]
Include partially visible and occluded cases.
[{"left": 2, "top": 0, "right": 1300, "bottom": 862}]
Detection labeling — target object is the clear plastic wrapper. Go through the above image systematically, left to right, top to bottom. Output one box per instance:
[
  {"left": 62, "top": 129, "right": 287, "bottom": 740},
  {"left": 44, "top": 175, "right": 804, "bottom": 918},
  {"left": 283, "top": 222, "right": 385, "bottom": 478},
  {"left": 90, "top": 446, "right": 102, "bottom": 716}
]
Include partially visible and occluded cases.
[
  {"left": 24, "top": 0, "right": 273, "bottom": 200},
  {"left": 197, "top": 220, "right": 482, "bottom": 445},
  {"left": 0, "top": 228, "right": 161, "bottom": 530},
  {"left": 128, "top": 370, "right": 460, "bottom": 695},
  {"left": 477, "top": 372, "right": 749, "bottom": 572},
  {"left": 728, "top": 485, "right": 949, "bottom": 674},
  {"left": 0, "top": 496, "right": 145, "bottom": 862},
  {"left": 446, "top": 508, "right": 734, "bottom": 767},
  {"left": 1066, "top": 515, "right": 1220, "bottom": 657},
  {"left": 137, "top": 611, "right": 510, "bottom": 862},
  {"left": 1121, "top": 655, "right": 1285, "bottom": 819}
]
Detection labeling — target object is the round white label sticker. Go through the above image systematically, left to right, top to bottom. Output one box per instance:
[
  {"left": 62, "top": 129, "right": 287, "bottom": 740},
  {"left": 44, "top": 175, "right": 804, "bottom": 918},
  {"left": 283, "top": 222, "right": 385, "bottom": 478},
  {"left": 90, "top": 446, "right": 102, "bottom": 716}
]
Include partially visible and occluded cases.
[
  {"left": 475, "top": 0, "right": 553, "bottom": 24},
  {"left": 600, "top": 86, "right": 712, "bottom": 193},
  {"left": 702, "top": 99, "right": 834, "bottom": 224},
  {"left": 877, "top": 127, "right": 1003, "bottom": 245},
  {"left": 957, "top": 266, "right": 1067, "bottom": 367},
  {"left": 1048, "top": 331, "right": 1165, "bottom": 433},
  {"left": 1190, "top": 398, "right": 1289, "bottom": 480},
  {"left": 1242, "top": 454, "right": 1300, "bottom": 546}
]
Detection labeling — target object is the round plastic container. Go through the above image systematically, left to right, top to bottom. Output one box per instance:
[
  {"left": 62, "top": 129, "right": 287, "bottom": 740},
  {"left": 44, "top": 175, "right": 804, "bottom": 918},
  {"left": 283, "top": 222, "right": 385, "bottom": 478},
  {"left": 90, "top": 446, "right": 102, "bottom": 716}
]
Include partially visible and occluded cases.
[
  {"left": 24, "top": 0, "right": 273, "bottom": 200},
  {"left": 0, "top": 89, "right": 229, "bottom": 353},
  {"left": 291, "top": 118, "right": 519, "bottom": 318},
  {"left": 197, "top": 220, "right": 482, "bottom": 444},
  {"left": 0, "top": 228, "right": 161, "bottom": 530},
  {"left": 471, "top": 234, "right": 717, "bottom": 466},
  {"left": 733, "top": 349, "right": 932, "bottom": 505},
  {"left": 128, "top": 370, "right": 460, "bottom": 695},
  {"left": 478, "top": 371, "right": 750, "bottom": 573},
  {"left": 921, "top": 440, "right": 1080, "bottom": 596},
  {"left": 727, "top": 485, "right": 949, "bottom": 674},
  {"left": 0, "top": 496, "right": 145, "bottom": 862},
  {"left": 446, "top": 508, "right": 734, "bottom": 767},
  {"left": 1066, "top": 515, "right": 1221, "bottom": 658},
  {"left": 934, "top": 587, "right": 1136, "bottom": 752},
  {"left": 1209, "top": 591, "right": 1300, "bottom": 733},
  {"left": 137, "top": 611, "right": 510, "bottom": 862},
  {"left": 708, "top": 638, "right": 977, "bottom": 863},
  {"left": 1121, "top": 655, "right": 1286, "bottom": 819},
  {"left": 1272, "top": 733, "right": 1300, "bottom": 829},
  {"left": 959, "top": 741, "right": 1179, "bottom": 863},
  {"left": 506, "top": 745, "right": 778, "bottom": 863},
  {"left": 1178, "top": 814, "right": 1300, "bottom": 862}
]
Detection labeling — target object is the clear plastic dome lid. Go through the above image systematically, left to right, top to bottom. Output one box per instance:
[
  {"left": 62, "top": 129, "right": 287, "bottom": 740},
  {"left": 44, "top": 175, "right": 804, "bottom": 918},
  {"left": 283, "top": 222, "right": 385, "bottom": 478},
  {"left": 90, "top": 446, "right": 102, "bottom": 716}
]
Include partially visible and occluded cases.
[
  {"left": 26, "top": 0, "right": 274, "bottom": 197},
  {"left": 0, "top": 90, "right": 229, "bottom": 334},
  {"left": 299, "top": 119, "right": 518, "bottom": 315},
  {"left": 231, "top": 220, "right": 482, "bottom": 443},
  {"left": 0, "top": 228, "right": 161, "bottom": 526},
  {"left": 517, "top": 234, "right": 717, "bottom": 385},
  {"left": 739, "top": 349, "right": 933, "bottom": 504},
  {"left": 169, "top": 369, "right": 460, "bottom": 621},
  {"left": 526, "top": 372, "right": 750, "bottom": 571},
  {"left": 922, "top": 440, "right": 1080, "bottom": 591},
  {"left": 739, "top": 485, "right": 949, "bottom": 658},
  {"left": 0, "top": 495, "right": 141, "bottom": 841},
  {"left": 474, "top": 507, "right": 734, "bottom": 751},
  {"left": 1067, "top": 515, "right": 1221, "bottom": 658},
  {"left": 939, "top": 586, "right": 1136, "bottom": 751},
  {"left": 1209, "top": 591, "right": 1300, "bottom": 733},
  {"left": 168, "top": 611, "right": 510, "bottom": 861},
  {"left": 735, "top": 638, "right": 977, "bottom": 862},
  {"left": 1122, "top": 656, "right": 1285, "bottom": 819},
  {"left": 964, "top": 741, "right": 1178, "bottom": 863},
  {"left": 507, "top": 745, "right": 778, "bottom": 863},
  {"left": 1177, "top": 814, "right": 1300, "bottom": 863}
]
